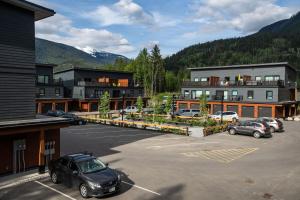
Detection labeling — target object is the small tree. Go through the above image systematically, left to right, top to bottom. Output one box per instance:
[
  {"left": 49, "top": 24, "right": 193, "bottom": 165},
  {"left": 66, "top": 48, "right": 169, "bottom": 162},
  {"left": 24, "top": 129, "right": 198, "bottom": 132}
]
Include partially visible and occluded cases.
[
  {"left": 98, "top": 91, "right": 110, "bottom": 119},
  {"left": 199, "top": 94, "right": 208, "bottom": 117},
  {"left": 164, "top": 95, "right": 173, "bottom": 119},
  {"left": 136, "top": 96, "right": 144, "bottom": 113}
]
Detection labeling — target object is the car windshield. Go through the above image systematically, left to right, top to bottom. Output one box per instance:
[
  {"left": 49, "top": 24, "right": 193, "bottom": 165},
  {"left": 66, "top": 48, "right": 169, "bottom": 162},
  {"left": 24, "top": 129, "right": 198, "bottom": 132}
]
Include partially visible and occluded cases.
[
  {"left": 214, "top": 111, "right": 221, "bottom": 115},
  {"left": 77, "top": 158, "right": 106, "bottom": 174}
]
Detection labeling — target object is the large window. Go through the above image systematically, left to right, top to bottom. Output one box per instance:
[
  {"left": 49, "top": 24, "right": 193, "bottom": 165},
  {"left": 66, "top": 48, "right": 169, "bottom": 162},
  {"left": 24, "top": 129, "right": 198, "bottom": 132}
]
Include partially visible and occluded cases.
[
  {"left": 37, "top": 75, "right": 49, "bottom": 84},
  {"left": 265, "top": 75, "right": 280, "bottom": 81},
  {"left": 255, "top": 76, "right": 262, "bottom": 81},
  {"left": 200, "top": 77, "right": 208, "bottom": 82},
  {"left": 194, "top": 78, "right": 199, "bottom": 82},
  {"left": 39, "top": 88, "right": 45, "bottom": 96},
  {"left": 55, "top": 88, "right": 60, "bottom": 97},
  {"left": 184, "top": 90, "right": 190, "bottom": 98},
  {"left": 191, "top": 90, "right": 202, "bottom": 99},
  {"left": 205, "top": 90, "right": 210, "bottom": 98},
  {"left": 232, "top": 90, "right": 238, "bottom": 96},
  {"left": 247, "top": 90, "right": 254, "bottom": 99},
  {"left": 266, "top": 91, "right": 273, "bottom": 100}
]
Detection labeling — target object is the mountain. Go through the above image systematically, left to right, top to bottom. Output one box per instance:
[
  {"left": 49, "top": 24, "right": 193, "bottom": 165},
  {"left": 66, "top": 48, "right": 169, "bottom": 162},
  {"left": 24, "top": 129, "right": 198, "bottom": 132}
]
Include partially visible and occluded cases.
[
  {"left": 165, "top": 12, "right": 300, "bottom": 72},
  {"left": 35, "top": 38, "right": 128, "bottom": 71}
]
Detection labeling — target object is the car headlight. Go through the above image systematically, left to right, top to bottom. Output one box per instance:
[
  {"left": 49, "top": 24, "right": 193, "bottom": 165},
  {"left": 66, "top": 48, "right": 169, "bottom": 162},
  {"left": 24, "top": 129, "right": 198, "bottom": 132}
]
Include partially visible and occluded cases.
[{"left": 87, "top": 181, "right": 102, "bottom": 189}]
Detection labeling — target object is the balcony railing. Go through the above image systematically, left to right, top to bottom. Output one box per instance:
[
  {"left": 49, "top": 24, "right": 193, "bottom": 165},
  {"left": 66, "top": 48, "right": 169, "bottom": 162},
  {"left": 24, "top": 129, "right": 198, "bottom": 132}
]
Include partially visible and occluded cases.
[
  {"left": 182, "top": 80, "right": 285, "bottom": 88},
  {"left": 77, "top": 81, "right": 139, "bottom": 88},
  {"left": 211, "top": 95, "right": 244, "bottom": 101}
]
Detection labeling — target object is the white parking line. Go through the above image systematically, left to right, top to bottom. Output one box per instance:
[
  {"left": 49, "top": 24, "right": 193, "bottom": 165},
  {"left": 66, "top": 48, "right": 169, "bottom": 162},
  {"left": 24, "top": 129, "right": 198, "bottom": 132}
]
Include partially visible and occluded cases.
[
  {"left": 93, "top": 133, "right": 160, "bottom": 139},
  {"left": 147, "top": 142, "right": 219, "bottom": 149},
  {"left": 34, "top": 181, "right": 77, "bottom": 200},
  {"left": 121, "top": 181, "right": 161, "bottom": 196}
]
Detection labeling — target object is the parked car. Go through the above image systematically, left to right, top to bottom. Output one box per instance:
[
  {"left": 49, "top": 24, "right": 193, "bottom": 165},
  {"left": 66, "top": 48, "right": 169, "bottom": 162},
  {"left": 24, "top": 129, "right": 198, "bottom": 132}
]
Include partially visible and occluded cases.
[
  {"left": 120, "top": 106, "right": 138, "bottom": 114},
  {"left": 175, "top": 109, "right": 201, "bottom": 117},
  {"left": 46, "top": 110, "right": 65, "bottom": 117},
  {"left": 209, "top": 111, "right": 239, "bottom": 122},
  {"left": 62, "top": 113, "right": 87, "bottom": 125},
  {"left": 254, "top": 117, "right": 284, "bottom": 133},
  {"left": 227, "top": 121, "right": 271, "bottom": 138},
  {"left": 48, "top": 153, "right": 121, "bottom": 198}
]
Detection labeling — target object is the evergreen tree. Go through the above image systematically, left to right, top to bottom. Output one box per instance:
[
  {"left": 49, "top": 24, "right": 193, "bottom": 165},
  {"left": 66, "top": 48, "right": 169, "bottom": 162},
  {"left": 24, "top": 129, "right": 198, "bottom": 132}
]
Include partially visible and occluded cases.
[
  {"left": 150, "top": 45, "right": 165, "bottom": 95},
  {"left": 98, "top": 91, "right": 110, "bottom": 119}
]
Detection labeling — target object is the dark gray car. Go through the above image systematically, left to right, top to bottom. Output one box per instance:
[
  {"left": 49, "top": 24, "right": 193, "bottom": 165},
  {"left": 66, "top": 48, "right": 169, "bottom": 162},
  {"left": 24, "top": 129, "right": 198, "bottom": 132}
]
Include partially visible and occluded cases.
[{"left": 227, "top": 121, "right": 271, "bottom": 138}]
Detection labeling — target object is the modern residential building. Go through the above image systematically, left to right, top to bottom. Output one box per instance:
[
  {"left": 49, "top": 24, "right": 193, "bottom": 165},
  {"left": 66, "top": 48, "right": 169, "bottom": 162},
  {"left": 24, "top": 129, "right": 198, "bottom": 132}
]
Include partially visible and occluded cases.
[
  {"left": 0, "top": 0, "right": 69, "bottom": 175},
  {"left": 178, "top": 62, "right": 299, "bottom": 118},
  {"left": 35, "top": 63, "right": 71, "bottom": 114},
  {"left": 54, "top": 67, "right": 146, "bottom": 112}
]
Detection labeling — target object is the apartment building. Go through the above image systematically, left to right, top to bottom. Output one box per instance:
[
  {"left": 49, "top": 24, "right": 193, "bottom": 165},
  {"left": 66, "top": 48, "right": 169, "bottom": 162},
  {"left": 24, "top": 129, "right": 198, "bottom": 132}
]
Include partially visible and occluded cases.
[
  {"left": 0, "top": 0, "right": 69, "bottom": 175},
  {"left": 35, "top": 63, "right": 71, "bottom": 114},
  {"left": 178, "top": 63, "right": 299, "bottom": 118},
  {"left": 54, "top": 67, "right": 146, "bottom": 112}
]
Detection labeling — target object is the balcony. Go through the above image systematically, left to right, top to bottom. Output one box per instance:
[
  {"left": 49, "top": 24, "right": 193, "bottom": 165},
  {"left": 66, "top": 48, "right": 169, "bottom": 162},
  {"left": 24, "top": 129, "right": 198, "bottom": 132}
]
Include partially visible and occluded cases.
[
  {"left": 182, "top": 80, "right": 285, "bottom": 88},
  {"left": 77, "top": 81, "right": 139, "bottom": 88},
  {"left": 211, "top": 95, "right": 244, "bottom": 101}
]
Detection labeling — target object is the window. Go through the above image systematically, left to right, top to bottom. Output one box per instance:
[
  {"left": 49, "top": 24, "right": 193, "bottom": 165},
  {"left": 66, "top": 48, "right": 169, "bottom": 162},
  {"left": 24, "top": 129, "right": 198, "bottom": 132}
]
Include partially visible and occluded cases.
[
  {"left": 37, "top": 75, "right": 49, "bottom": 84},
  {"left": 274, "top": 75, "right": 280, "bottom": 81},
  {"left": 255, "top": 76, "right": 262, "bottom": 81},
  {"left": 265, "top": 76, "right": 274, "bottom": 81},
  {"left": 200, "top": 77, "right": 208, "bottom": 82},
  {"left": 84, "top": 78, "right": 92, "bottom": 82},
  {"left": 194, "top": 78, "right": 199, "bottom": 82},
  {"left": 39, "top": 88, "right": 45, "bottom": 96},
  {"left": 55, "top": 88, "right": 60, "bottom": 96},
  {"left": 130, "top": 90, "right": 134, "bottom": 96},
  {"left": 184, "top": 90, "right": 190, "bottom": 97},
  {"left": 191, "top": 90, "right": 202, "bottom": 99},
  {"left": 205, "top": 90, "right": 210, "bottom": 98},
  {"left": 232, "top": 90, "right": 238, "bottom": 96},
  {"left": 247, "top": 90, "right": 254, "bottom": 99},
  {"left": 266, "top": 91, "right": 273, "bottom": 100},
  {"left": 59, "top": 158, "right": 69, "bottom": 166},
  {"left": 69, "top": 161, "right": 78, "bottom": 171}
]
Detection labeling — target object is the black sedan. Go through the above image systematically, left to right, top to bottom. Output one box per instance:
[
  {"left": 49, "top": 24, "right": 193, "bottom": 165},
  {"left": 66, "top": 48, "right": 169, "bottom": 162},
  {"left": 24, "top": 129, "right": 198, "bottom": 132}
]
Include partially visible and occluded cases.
[
  {"left": 61, "top": 113, "right": 87, "bottom": 125},
  {"left": 48, "top": 153, "right": 121, "bottom": 198}
]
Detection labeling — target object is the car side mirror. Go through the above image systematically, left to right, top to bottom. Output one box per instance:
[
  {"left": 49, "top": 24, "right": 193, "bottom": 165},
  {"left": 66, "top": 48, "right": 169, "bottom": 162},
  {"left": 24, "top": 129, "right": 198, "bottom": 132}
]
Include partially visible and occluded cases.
[{"left": 73, "top": 170, "right": 78, "bottom": 175}]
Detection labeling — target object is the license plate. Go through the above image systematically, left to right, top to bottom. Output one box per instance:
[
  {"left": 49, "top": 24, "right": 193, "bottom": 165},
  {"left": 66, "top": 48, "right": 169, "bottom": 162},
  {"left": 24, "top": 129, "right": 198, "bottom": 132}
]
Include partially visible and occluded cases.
[{"left": 109, "top": 187, "right": 115, "bottom": 192}]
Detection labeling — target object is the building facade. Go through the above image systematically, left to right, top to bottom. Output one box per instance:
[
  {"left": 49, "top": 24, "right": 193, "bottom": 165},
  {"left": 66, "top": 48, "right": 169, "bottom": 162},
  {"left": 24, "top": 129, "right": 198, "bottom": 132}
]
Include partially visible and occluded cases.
[
  {"left": 0, "top": 0, "right": 68, "bottom": 175},
  {"left": 179, "top": 63, "right": 299, "bottom": 118},
  {"left": 54, "top": 67, "right": 146, "bottom": 112}
]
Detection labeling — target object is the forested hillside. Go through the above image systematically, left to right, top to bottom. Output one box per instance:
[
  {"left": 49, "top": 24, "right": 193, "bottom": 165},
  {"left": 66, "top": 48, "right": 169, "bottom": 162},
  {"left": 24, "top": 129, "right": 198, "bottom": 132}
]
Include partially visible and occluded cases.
[{"left": 165, "top": 12, "right": 300, "bottom": 71}]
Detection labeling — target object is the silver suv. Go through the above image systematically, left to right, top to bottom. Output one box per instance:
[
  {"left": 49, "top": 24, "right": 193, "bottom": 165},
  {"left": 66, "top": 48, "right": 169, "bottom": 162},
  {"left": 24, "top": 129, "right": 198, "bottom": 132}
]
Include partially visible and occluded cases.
[
  {"left": 175, "top": 109, "right": 201, "bottom": 117},
  {"left": 255, "top": 117, "right": 284, "bottom": 133},
  {"left": 227, "top": 121, "right": 271, "bottom": 138}
]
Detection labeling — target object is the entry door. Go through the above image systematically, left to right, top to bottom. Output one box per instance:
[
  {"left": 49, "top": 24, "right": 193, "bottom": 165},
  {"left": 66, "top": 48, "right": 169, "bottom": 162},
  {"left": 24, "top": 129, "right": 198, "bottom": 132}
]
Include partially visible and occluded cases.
[
  {"left": 224, "top": 91, "right": 228, "bottom": 100},
  {"left": 13, "top": 139, "right": 26, "bottom": 174}
]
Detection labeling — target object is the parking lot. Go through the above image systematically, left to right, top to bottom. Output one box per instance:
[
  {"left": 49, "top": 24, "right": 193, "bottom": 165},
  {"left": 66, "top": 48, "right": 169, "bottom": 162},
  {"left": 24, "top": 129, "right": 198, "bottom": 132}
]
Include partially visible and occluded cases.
[{"left": 1, "top": 121, "right": 300, "bottom": 200}]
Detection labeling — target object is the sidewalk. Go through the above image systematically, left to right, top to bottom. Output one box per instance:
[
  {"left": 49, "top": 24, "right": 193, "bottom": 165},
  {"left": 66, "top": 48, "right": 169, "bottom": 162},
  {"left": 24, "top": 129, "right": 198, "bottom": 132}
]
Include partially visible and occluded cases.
[{"left": 0, "top": 169, "right": 49, "bottom": 190}]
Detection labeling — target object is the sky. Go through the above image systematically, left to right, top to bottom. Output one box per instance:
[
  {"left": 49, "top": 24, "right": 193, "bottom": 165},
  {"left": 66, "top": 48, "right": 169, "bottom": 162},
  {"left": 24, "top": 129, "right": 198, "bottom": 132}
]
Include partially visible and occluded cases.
[{"left": 32, "top": 0, "right": 300, "bottom": 58}]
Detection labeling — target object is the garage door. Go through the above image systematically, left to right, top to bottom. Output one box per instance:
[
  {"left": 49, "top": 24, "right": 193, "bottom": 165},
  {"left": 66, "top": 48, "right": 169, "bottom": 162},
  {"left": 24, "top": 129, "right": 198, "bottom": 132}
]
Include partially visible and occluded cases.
[
  {"left": 42, "top": 103, "right": 52, "bottom": 113},
  {"left": 56, "top": 103, "right": 65, "bottom": 111},
  {"left": 179, "top": 103, "right": 188, "bottom": 109},
  {"left": 191, "top": 103, "right": 199, "bottom": 109},
  {"left": 213, "top": 104, "right": 222, "bottom": 113},
  {"left": 227, "top": 105, "right": 238, "bottom": 113},
  {"left": 242, "top": 106, "right": 254, "bottom": 118},
  {"left": 258, "top": 107, "right": 272, "bottom": 117}
]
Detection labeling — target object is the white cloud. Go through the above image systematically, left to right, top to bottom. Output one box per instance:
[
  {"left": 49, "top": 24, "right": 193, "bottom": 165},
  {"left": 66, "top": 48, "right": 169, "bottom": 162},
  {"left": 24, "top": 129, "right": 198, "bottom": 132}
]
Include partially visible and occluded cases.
[
  {"left": 84, "top": 0, "right": 178, "bottom": 28},
  {"left": 190, "top": 0, "right": 295, "bottom": 33},
  {"left": 35, "top": 14, "right": 135, "bottom": 54}
]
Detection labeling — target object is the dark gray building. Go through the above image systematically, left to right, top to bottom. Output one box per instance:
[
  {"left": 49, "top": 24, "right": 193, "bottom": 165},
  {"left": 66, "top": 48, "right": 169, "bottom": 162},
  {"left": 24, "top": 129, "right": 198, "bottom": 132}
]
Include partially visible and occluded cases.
[
  {"left": 178, "top": 62, "right": 299, "bottom": 118},
  {"left": 36, "top": 63, "right": 64, "bottom": 99},
  {"left": 54, "top": 67, "right": 144, "bottom": 99}
]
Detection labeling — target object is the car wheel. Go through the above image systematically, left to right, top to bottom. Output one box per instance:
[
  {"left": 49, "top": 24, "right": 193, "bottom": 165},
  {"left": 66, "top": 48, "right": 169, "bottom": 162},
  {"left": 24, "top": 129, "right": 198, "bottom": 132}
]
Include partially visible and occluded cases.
[
  {"left": 270, "top": 127, "right": 275, "bottom": 133},
  {"left": 229, "top": 128, "right": 236, "bottom": 135},
  {"left": 253, "top": 131, "right": 261, "bottom": 139},
  {"left": 51, "top": 171, "right": 59, "bottom": 184},
  {"left": 80, "top": 184, "right": 89, "bottom": 198}
]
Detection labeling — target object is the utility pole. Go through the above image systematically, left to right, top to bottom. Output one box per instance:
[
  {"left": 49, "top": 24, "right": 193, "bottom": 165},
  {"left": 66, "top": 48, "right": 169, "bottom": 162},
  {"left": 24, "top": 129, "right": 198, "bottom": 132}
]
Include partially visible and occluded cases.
[{"left": 121, "top": 91, "right": 125, "bottom": 121}]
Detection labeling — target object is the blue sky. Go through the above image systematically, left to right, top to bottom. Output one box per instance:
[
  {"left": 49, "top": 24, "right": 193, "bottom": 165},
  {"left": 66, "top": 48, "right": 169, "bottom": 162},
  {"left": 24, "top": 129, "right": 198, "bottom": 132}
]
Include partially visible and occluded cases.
[{"left": 33, "top": 0, "right": 300, "bottom": 58}]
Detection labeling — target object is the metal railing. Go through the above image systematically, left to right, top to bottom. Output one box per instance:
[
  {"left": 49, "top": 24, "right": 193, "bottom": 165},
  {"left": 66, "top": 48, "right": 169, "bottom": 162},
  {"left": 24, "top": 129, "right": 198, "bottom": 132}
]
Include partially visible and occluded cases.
[{"left": 182, "top": 80, "right": 285, "bottom": 87}]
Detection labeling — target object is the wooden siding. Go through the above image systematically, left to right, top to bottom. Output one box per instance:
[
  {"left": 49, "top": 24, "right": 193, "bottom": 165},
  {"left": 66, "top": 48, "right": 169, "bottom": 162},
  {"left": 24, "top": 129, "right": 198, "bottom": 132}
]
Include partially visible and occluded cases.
[{"left": 0, "top": 2, "right": 36, "bottom": 121}]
